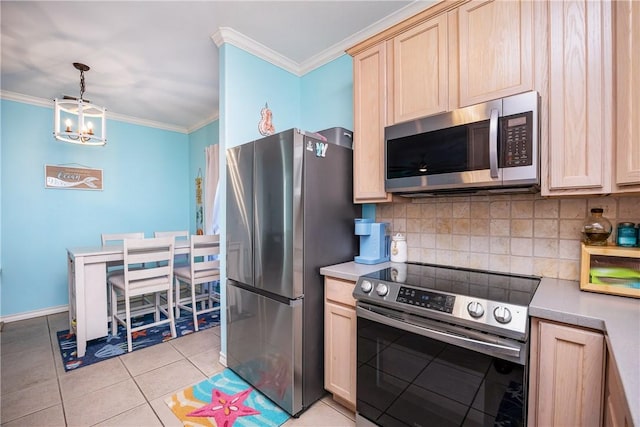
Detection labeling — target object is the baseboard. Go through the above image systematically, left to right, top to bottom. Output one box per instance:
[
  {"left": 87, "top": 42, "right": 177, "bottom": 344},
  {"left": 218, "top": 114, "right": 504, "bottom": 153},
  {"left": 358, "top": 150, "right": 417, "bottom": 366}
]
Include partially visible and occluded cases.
[
  {"left": 0, "top": 305, "right": 68, "bottom": 323},
  {"left": 218, "top": 351, "right": 227, "bottom": 367}
]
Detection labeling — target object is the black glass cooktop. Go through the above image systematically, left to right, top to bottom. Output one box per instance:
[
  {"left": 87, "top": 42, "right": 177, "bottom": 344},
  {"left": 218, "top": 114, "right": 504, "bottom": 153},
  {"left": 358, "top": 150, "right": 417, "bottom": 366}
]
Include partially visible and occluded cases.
[{"left": 361, "top": 262, "right": 541, "bottom": 306}]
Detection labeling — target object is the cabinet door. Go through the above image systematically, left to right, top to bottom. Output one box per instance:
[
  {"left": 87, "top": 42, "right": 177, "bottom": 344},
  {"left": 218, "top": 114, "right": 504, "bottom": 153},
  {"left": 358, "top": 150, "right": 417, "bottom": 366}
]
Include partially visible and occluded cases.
[
  {"left": 457, "top": 0, "right": 533, "bottom": 106},
  {"left": 546, "top": 0, "right": 613, "bottom": 194},
  {"left": 615, "top": 0, "right": 640, "bottom": 190},
  {"left": 391, "top": 13, "right": 448, "bottom": 124},
  {"left": 353, "top": 43, "right": 392, "bottom": 203},
  {"left": 324, "top": 300, "right": 356, "bottom": 407},
  {"left": 530, "top": 320, "right": 605, "bottom": 427},
  {"left": 603, "top": 354, "right": 634, "bottom": 427}
]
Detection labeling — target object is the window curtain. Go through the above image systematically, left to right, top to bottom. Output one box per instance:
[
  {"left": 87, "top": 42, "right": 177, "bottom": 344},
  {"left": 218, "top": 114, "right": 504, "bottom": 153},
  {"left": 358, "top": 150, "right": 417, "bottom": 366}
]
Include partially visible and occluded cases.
[{"left": 205, "top": 144, "right": 220, "bottom": 235}]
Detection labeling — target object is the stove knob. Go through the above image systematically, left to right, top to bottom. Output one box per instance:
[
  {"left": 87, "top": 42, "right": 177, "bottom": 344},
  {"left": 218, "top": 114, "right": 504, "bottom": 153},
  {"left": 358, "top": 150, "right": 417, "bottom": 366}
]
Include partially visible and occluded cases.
[
  {"left": 360, "top": 280, "right": 373, "bottom": 293},
  {"left": 376, "top": 283, "right": 389, "bottom": 297},
  {"left": 467, "top": 301, "right": 485, "bottom": 318},
  {"left": 493, "top": 306, "right": 512, "bottom": 324}
]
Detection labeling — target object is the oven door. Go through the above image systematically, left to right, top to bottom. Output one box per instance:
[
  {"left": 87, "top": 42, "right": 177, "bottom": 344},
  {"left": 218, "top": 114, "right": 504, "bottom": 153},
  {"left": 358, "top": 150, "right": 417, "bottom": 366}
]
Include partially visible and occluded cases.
[{"left": 356, "top": 302, "right": 528, "bottom": 427}]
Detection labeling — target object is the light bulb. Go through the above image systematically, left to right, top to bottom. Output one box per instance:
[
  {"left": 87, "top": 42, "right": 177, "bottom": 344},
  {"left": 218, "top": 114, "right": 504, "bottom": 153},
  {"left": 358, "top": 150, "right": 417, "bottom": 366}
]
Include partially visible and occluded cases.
[{"left": 65, "top": 119, "right": 72, "bottom": 132}]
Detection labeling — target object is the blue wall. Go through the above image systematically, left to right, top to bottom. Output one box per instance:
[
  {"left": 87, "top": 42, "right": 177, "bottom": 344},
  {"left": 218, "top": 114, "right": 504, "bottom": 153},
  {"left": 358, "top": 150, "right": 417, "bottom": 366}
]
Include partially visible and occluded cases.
[
  {"left": 221, "top": 45, "right": 301, "bottom": 149},
  {"left": 300, "top": 54, "right": 354, "bottom": 132},
  {"left": 0, "top": 99, "right": 192, "bottom": 317}
]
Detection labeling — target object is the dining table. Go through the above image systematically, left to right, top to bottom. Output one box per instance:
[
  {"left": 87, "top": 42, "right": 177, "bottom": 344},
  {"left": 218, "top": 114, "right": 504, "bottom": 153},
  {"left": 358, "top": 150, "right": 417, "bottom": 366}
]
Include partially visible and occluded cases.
[{"left": 66, "top": 240, "right": 191, "bottom": 357}]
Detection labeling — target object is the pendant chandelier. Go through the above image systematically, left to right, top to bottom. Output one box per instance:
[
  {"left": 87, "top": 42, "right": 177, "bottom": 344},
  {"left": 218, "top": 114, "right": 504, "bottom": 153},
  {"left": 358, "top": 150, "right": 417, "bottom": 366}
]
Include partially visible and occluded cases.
[{"left": 53, "top": 63, "right": 107, "bottom": 146}]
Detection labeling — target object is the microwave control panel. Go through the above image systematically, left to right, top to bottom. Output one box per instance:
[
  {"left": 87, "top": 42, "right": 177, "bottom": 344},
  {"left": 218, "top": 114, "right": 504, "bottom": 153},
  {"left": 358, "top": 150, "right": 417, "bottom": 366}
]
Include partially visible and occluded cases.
[{"left": 500, "top": 111, "right": 533, "bottom": 167}]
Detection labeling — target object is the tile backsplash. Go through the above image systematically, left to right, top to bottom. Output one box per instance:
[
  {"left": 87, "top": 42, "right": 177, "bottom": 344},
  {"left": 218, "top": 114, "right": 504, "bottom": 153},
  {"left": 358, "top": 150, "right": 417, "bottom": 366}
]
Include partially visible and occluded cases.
[{"left": 376, "top": 194, "right": 640, "bottom": 281}]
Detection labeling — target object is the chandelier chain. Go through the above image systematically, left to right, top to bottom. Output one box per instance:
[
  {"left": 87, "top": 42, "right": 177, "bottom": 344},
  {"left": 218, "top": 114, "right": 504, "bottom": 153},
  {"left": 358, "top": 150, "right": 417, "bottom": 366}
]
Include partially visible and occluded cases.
[{"left": 79, "top": 70, "right": 86, "bottom": 101}]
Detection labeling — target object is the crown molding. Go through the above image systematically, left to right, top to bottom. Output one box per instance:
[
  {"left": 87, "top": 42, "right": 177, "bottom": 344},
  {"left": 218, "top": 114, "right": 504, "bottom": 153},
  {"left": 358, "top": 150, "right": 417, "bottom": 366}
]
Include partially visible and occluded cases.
[
  {"left": 213, "top": 1, "right": 434, "bottom": 76},
  {"left": 298, "top": 1, "right": 437, "bottom": 74},
  {"left": 212, "top": 27, "right": 301, "bottom": 76},
  {"left": 0, "top": 90, "right": 52, "bottom": 108},
  {"left": 1, "top": 90, "right": 189, "bottom": 134},
  {"left": 107, "top": 111, "right": 188, "bottom": 134},
  {"left": 188, "top": 113, "right": 219, "bottom": 134}
]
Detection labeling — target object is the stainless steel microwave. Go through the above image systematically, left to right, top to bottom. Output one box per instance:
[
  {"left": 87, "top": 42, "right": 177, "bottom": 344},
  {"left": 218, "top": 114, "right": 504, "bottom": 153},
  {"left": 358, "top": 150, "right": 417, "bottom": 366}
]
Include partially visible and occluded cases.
[{"left": 385, "top": 91, "right": 540, "bottom": 196}]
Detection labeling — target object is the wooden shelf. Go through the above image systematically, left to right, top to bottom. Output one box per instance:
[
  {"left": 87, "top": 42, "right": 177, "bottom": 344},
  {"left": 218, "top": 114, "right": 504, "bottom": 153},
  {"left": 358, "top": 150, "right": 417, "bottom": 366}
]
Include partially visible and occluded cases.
[{"left": 580, "top": 243, "right": 640, "bottom": 298}]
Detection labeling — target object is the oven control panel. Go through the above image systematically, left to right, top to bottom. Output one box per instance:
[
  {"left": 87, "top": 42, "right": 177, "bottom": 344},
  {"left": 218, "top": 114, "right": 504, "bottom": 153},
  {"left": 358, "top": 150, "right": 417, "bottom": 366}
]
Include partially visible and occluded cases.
[
  {"left": 354, "top": 277, "right": 530, "bottom": 340},
  {"left": 396, "top": 286, "right": 455, "bottom": 314}
]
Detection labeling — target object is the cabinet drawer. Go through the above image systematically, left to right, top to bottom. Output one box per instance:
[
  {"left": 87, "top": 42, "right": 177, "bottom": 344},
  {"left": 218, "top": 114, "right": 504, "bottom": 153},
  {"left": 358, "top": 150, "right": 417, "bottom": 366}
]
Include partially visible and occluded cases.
[{"left": 325, "top": 277, "right": 356, "bottom": 307}]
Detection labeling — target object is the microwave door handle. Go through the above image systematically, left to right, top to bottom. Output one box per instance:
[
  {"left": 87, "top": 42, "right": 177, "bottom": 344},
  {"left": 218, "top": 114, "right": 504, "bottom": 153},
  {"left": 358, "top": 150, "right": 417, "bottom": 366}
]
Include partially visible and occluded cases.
[{"left": 489, "top": 108, "right": 499, "bottom": 178}]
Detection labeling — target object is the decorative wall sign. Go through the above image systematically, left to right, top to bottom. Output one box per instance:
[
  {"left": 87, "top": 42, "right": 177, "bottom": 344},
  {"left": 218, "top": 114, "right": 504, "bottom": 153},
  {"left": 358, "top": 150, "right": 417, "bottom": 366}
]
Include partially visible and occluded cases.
[
  {"left": 258, "top": 102, "right": 275, "bottom": 136},
  {"left": 45, "top": 164, "right": 103, "bottom": 190}
]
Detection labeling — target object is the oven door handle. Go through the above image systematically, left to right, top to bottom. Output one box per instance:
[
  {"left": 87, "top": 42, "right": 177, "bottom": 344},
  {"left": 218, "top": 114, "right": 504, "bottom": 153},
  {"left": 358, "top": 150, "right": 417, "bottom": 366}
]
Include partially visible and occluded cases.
[{"left": 356, "top": 304, "right": 522, "bottom": 359}]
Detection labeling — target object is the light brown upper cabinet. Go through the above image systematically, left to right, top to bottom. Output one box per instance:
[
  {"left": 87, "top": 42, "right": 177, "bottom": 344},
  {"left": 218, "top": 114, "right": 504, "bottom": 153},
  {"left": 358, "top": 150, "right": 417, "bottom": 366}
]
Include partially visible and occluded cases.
[
  {"left": 348, "top": 0, "right": 533, "bottom": 203},
  {"left": 456, "top": 0, "right": 533, "bottom": 107},
  {"left": 541, "top": 0, "right": 640, "bottom": 196},
  {"left": 543, "top": 0, "right": 613, "bottom": 195},
  {"left": 615, "top": 0, "right": 640, "bottom": 191},
  {"left": 390, "top": 13, "right": 449, "bottom": 124},
  {"left": 352, "top": 43, "right": 392, "bottom": 203}
]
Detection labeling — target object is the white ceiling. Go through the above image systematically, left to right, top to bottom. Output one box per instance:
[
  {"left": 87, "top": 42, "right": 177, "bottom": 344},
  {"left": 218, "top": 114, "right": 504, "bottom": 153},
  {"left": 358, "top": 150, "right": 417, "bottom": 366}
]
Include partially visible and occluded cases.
[{"left": 1, "top": 1, "right": 432, "bottom": 133}]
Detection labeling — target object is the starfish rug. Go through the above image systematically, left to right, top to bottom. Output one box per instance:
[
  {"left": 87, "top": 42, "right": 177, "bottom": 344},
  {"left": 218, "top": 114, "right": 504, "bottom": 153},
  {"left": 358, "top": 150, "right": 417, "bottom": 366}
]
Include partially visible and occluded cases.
[
  {"left": 57, "top": 308, "right": 220, "bottom": 371},
  {"left": 166, "top": 368, "right": 290, "bottom": 427}
]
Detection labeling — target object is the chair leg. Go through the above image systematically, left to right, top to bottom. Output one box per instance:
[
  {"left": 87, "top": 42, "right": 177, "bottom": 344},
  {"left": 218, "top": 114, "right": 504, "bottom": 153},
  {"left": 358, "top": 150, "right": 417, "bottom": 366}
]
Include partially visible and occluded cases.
[
  {"left": 174, "top": 276, "right": 181, "bottom": 319},
  {"left": 191, "top": 282, "right": 199, "bottom": 332},
  {"left": 110, "top": 284, "right": 118, "bottom": 336},
  {"left": 168, "top": 288, "right": 177, "bottom": 339},
  {"left": 154, "top": 292, "right": 161, "bottom": 323},
  {"left": 125, "top": 296, "right": 133, "bottom": 353}
]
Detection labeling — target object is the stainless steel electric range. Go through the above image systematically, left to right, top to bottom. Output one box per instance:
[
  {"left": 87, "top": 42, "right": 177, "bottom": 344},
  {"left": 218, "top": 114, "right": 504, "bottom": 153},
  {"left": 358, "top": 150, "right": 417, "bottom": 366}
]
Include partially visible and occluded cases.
[{"left": 353, "top": 262, "right": 541, "bottom": 427}]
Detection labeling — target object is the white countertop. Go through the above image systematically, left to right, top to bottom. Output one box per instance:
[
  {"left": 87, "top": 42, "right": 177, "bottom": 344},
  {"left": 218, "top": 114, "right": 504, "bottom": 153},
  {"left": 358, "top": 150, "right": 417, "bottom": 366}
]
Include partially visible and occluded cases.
[
  {"left": 319, "top": 260, "right": 391, "bottom": 281},
  {"left": 320, "top": 262, "right": 640, "bottom": 426}
]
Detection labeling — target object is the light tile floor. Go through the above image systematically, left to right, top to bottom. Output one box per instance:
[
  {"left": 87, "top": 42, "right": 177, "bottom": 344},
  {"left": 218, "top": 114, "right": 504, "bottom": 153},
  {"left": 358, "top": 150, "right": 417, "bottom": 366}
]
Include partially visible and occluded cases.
[{"left": 0, "top": 313, "right": 356, "bottom": 426}]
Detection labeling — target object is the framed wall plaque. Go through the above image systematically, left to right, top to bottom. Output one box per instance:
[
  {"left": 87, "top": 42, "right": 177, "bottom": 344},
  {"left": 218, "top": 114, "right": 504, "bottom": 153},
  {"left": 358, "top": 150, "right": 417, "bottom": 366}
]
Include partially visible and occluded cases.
[{"left": 45, "top": 165, "right": 103, "bottom": 190}]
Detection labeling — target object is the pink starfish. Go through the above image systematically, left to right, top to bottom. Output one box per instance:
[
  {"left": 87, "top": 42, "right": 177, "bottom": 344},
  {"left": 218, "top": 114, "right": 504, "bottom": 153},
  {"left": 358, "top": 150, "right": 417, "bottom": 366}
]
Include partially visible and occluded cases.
[{"left": 187, "top": 387, "right": 260, "bottom": 426}]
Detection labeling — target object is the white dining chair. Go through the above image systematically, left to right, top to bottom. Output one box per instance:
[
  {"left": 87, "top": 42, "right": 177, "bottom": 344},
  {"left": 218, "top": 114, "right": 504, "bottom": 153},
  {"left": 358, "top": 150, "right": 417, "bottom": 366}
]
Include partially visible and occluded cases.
[
  {"left": 154, "top": 230, "right": 189, "bottom": 267},
  {"left": 101, "top": 232, "right": 145, "bottom": 276},
  {"left": 174, "top": 234, "right": 220, "bottom": 331},
  {"left": 108, "top": 237, "right": 177, "bottom": 352}
]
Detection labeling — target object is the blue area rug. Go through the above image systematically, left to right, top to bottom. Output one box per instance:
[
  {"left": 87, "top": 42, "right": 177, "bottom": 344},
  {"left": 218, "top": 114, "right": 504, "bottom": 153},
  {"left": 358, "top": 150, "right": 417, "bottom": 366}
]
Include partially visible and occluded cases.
[
  {"left": 56, "top": 308, "right": 220, "bottom": 371},
  {"left": 166, "top": 368, "right": 290, "bottom": 427}
]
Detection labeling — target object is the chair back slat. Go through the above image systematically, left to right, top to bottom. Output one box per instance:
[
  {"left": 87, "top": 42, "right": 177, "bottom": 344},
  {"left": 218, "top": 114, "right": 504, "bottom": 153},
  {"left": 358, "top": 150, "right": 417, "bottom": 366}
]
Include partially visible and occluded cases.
[
  {"left": 154, "top": 230, "right": 189, "bottom": 241},
  {"left": 102, "top": 232, "right": 144, "bottom": 246},
  {"left": 189, "top": 235, "right": 220, "bottom": 283},
  {"left": 123, "top": 237, "right": 174, "bottom": 293}
]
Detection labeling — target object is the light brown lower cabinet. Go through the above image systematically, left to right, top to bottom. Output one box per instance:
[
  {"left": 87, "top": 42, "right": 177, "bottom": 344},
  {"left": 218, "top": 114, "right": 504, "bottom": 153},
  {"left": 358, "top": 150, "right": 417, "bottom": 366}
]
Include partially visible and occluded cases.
[
  {"left": 324, "top": 276, "right": 357, "bottom": 410},
  {"left": 528, "top": 318, "right": 605, "bottom": 426},
  {"left": 603, "top": 349, "right": 634, "bottom": 427}
]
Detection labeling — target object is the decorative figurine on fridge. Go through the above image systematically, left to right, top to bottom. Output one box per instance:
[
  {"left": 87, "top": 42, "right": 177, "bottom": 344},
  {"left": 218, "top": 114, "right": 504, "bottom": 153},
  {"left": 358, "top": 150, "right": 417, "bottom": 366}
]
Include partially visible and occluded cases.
[{"left": 258, "top": 102, "right": 275, "bottom": 136}]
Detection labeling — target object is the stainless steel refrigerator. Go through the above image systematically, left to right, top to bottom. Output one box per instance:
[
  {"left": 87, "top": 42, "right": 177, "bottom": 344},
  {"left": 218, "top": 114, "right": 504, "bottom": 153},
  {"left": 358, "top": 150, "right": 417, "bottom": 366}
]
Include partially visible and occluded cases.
[{"left": 226, "top": 128, "right": 359, "bottom": 416}]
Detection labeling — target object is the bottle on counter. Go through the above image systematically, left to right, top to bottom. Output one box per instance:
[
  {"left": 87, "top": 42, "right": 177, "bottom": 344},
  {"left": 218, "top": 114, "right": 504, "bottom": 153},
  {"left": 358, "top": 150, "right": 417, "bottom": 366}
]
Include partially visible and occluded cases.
[
  {"left": 582, "top": 208, "right": 612, "bottom": 246},
  {"left": 617, "top": 222, "right": 637, "bottom": 247}
]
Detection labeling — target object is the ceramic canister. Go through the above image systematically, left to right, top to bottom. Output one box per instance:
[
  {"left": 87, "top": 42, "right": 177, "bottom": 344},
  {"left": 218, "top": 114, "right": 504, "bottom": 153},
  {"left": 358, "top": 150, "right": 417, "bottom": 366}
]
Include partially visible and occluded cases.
[{"left": 390, "top": 233, "right": 408, "bottom": 263}]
